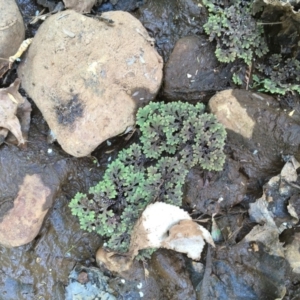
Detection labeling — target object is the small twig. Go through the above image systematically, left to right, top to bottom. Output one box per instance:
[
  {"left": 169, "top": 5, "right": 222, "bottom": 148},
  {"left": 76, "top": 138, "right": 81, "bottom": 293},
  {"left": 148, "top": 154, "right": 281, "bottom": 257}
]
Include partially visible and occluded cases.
[
  {"left": 257, "top": 22, "right": 283, "bottom": 25},
  {"left": 9, "top": 38, "right": 33, "bottom": 65},
  {"left": 245, "top": 62, "right": 252, "bottom": 91},
  {"left": 283, "top": 179, "right": 300, "bottom": 190},
  {"left": 198, "top": 245, "right": 212, "bottom": 299}
]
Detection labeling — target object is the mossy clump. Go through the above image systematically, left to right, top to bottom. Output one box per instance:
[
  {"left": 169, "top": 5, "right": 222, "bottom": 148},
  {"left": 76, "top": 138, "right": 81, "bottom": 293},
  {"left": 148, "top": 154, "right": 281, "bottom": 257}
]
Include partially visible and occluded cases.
[
  {"left": 202, "top": 0, "right": 268, "bottom": 65},
  {"left": 69, "top": 101, "right": 227, "bottom": 256}
]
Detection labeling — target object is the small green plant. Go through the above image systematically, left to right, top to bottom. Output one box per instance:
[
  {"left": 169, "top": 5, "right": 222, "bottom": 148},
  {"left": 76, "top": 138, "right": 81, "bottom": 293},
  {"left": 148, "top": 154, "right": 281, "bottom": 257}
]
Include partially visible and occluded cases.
[
  {"left": 202, "top": 0, "right": 268, "bottom": 65},
  {"left": 253, "top": 54, "right": 300, "bottom": 95},
  {"left": 232, "top": 72, "right": 243, "bottom": 86},
  {"left": 69, "top": 101, "right": 227, "bottom": 257}
]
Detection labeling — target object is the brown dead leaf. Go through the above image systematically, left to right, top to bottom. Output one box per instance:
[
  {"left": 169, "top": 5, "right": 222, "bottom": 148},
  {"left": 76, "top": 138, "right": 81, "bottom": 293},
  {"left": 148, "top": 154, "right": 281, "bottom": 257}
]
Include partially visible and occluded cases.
[
  {"left": 0, "top": 78, "right": 27, "bottom": 145},
  {"left": 6, "top": 96, "right": 32, "bottom": 145},
  {"left": 284, "top": 232, "right": 300, "bottom": 274}
]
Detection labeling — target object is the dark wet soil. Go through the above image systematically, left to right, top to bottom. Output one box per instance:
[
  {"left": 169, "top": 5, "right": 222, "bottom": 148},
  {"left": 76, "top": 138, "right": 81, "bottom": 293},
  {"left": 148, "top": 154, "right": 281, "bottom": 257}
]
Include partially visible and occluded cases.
[{"left": 0, "top": 104, "right": 107, "bottom": 298}]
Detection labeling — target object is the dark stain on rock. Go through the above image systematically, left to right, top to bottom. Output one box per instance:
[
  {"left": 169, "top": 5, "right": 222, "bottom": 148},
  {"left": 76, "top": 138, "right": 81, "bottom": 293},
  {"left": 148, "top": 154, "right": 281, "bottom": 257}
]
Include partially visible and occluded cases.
[{"left": 55, "top": 94, "right": 84, "bottom": 127}]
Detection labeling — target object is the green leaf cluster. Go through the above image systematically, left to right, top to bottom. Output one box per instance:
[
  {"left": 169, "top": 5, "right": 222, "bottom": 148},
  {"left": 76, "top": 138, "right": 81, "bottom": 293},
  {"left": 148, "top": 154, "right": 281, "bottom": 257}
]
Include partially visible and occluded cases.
[
  {"left": 202, "top": 0, "right": 268, "bottom": 65},
  {"left": 252, "top": 54, "right": 300, "bottom": 95},
  {"left": 69, "top": 101, "right": 227, "bottom": 258}
]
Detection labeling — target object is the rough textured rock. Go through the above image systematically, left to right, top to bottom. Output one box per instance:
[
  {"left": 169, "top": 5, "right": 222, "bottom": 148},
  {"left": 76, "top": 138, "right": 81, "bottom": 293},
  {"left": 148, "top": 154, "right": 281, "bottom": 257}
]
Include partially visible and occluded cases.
[
  {"left": 0, "top": 0, "right": 25, "bottom": 59},
  {"left": 63, "top": 0, "right": 96, "bottom": 13},
  {"left": 18, "top": 10, "right": 163, "bottom": 157},
  {"left": 163, "top": 36, "right": 231, "bottom": 102},
  {"left": 209, "top": 89, "right": 300, "bottom": 185},
  {"left": 210, "top": 241, "right": 287, "bottom": 299},
  {"left": 150, "top": 250, "right": 197, "bottom": 300},
  {"left": 65, "top": 265, "right": 116, "bottom": 300}
]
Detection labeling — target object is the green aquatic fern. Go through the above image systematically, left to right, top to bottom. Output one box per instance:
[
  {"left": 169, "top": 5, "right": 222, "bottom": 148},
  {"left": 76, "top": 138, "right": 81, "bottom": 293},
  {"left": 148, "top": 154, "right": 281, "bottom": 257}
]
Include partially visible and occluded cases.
[
  {"left": 202, "top": 0, "right": 268, "bottom": 65},
  {"left": 253, "top": 54, "right": 300, "bottom": 95},
  {"left": 69, "top": 101, "right": 227, "bottom": 258}
]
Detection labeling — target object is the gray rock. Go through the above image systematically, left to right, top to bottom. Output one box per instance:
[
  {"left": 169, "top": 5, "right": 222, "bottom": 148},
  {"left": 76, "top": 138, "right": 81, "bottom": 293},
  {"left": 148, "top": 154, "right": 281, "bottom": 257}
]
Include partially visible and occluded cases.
[{"left": 65, "top": 265, "right": 116, "bottom": 300}]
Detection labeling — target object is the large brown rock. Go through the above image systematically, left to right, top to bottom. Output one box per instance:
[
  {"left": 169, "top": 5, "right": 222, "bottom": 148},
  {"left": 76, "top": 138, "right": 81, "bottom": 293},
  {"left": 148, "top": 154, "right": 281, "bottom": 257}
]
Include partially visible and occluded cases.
[
  {"left": 0, "top": 0, "right": 25, "bottom": 59},
  {"left": 18, "top": 10, "right": 163, "bottom": 157},
  {"left": 163, "top": 36, "right": 231, "bottom": 102},
  {"left": 209, "top": 89, "right": 300, "bottom": 182}
]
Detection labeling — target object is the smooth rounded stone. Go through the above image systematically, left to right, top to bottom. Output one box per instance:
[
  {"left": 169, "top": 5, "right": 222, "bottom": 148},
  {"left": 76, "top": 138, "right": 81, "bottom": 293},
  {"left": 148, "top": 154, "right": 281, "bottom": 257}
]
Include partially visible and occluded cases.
[
  {"left": 0, "top": 0, "right": 25, "bottom": 59},
  {"left": 18, "top": 10, "right": 163, "bottom": 157},
  {"left": 163, "top": 36, "right": 231, "bottom": 102},
  {"left": 209, "top": 89, "right": 300, "bottom": 182},
  {"left": 0, "top": 158, "right": 68, "bottom": 247},
  {"left": 0, "top": 174, "right": 51, "bottom": 247},
  {"left": 65, "top": 265, "right": 116, "bottom": 300}
]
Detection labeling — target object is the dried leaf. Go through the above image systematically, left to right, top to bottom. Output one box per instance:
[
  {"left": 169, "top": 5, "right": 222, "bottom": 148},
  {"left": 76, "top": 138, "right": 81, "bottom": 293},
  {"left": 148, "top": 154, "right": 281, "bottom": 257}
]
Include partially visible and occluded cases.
[
  {"left": 0, "top": 79, "right": 27, "bottom": 145},
  {"left": 6, "top": 97, "right": 32, "bottom": 145},
  {"left": 280, "top": 156, "right": 299, "bottom": 184},
  {"left": 284, "top": 232, "right": 300, "bottom": 274}
]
